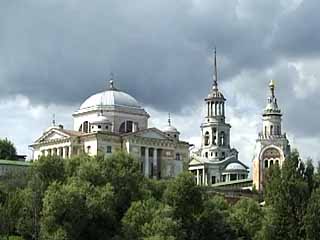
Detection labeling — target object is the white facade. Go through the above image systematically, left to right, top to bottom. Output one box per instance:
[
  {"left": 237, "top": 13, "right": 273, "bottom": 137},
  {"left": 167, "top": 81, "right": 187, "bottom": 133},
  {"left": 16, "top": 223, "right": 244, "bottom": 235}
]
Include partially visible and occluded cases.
[
  {"left": 189, "top": 50, "right": 249, "bottom": 186},
  {"left": 30, "top": 80, "right": 189, "bottom": 179},
  {"left": 252, "top": 80, "right": 291, "bottom": 191}
]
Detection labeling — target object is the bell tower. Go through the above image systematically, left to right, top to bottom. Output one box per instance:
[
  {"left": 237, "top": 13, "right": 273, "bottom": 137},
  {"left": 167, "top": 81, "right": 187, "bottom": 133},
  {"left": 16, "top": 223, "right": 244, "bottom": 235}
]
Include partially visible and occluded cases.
[
  {"left": 200, "top": 48, "right": 232, "bottom": 161},
  {"left": 252, "top": 80, "right": 291, "bottom": 191}
]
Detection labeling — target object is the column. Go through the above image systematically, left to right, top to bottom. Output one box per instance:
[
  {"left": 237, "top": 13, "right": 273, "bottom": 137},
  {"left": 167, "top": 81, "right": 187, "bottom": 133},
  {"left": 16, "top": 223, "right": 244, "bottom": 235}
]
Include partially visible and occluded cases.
[
  {"left": 214, "top": 102, "right": 217, "bottom": 116},
  {"left": 222, "top": 103, "right": 225, "bottom": 116},
  {"left": 62, "top": 147, "right": 67, "bottom": 159},
  {"left": 144, "top": 147, "right": 149, "bottom": 178},
  {"left": 153, "top": 148, "right": 158, "bottom": 179},
  {"left": 202, "top": 168, "right": 205, "bottom": 186},
  {"left": 196, "top": 169, "right": 199, "bottom": 185}
]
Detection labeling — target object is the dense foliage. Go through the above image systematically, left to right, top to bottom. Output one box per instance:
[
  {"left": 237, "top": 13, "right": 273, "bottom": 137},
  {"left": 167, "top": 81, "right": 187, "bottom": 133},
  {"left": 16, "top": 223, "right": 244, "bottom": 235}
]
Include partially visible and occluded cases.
[
  {"left": 0, "top": 138, "right": 17, "bottom": 160},
  {"left": 0, "top": 150, "right": 320, "bottom": 240}
]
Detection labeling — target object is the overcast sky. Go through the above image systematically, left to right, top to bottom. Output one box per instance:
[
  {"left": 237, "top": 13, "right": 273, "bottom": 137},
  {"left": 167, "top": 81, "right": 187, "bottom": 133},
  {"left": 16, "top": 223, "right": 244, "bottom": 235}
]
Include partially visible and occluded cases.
[{"left": 1, "top": 0, "right": 319, "bottom": 167}]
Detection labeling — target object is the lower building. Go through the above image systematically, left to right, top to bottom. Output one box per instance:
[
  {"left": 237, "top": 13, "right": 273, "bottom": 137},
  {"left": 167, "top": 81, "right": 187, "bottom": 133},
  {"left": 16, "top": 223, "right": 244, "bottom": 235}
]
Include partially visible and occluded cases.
[{"left": 0, "top": 159, "right": 30, "bottom": 177}]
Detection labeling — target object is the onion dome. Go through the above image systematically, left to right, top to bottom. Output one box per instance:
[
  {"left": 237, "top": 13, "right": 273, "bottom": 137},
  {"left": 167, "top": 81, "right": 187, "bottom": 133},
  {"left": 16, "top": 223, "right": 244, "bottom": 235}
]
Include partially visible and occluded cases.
[{"left": 263, "top": 80, "right": 282, "bottom": 115}]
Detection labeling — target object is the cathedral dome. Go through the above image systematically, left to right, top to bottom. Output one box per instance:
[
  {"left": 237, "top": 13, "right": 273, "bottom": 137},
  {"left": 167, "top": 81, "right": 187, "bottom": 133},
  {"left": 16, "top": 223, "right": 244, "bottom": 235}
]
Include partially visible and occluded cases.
[
  {"left": 80, "top": 81, "right": 141, "bottom": 110},
  {"left": 225, "top": 162, "right": 247, "bottom": 171}
]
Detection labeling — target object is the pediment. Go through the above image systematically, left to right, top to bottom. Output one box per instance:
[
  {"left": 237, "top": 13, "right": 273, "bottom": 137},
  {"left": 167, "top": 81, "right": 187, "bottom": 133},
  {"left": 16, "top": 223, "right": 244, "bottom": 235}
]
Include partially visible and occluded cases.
[
  {"left": 126, "top": 128, "right": 170, "bottom": 140},
  {"left": 35, "top": 129, "right": 70, "bottom": 143},
  {"left": 189, "top": 158, "right": 203, "bottom": 165}
]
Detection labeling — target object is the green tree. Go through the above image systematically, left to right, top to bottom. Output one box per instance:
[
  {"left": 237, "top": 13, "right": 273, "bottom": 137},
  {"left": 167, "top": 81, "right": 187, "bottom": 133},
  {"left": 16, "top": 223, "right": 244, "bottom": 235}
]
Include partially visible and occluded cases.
[
  {"left": 0, "top": 138, "right": 17, "bottom": 160},
  {"left": 262, "top": 150, "right": 311, "bottom": 240},
  {"left": 163, "top": 172, "right": 203, "bottom": 240},
  {"left": 40, "top": 178, "right": 116, "bottom": 240},
  {"left": 304, "top": 188, "right": 320, "bottom": 240},
  {"left": 122, "top": 198, "right": 177, "bottom": 240},
  {"left": 195, "top": 198, "right": 236, "bottom": 240},
  {"left": 229, "top": 198, "right": 263, "bottom": 239}
]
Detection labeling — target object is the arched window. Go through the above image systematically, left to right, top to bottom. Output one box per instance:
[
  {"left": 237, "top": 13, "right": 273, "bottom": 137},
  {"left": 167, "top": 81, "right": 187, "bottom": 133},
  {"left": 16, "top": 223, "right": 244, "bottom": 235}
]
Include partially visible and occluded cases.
[
  {"left": 83, "top": 121, "right": 89, "bottom": 133},
  {"left": 126, "top": 121, "right": 133, "bottom": 132},
  {"left": 119, "top": 122, "right": 126, "bottom": 133},
  {"left": 78, "top": 124, "right": 83, "bottom": 132},
  {"left": 270, "top": 125, "right": 273, "bottom": 135},
  {"left": 265, "top": 126, "right": 267, "bottom": 136},
  {"left": 277, "top": 126, "right": 280, "bottom": 135},
  {"left": 220, "top": 131, "right": 225, "bottom": 146},
  {"left": 204, "top": 132, "right": 210, "bottom": 146},
  {"left": 205, "top": 152, "right": 208, "bottom": 158},
  {"left": 264, "top": 160, "right": 268, "bottom": 168},
  {"left": 270, "top": 160, "right": 274, "bottom": 166},
  {"left": 275, "top": 160, "right": 279, "bottom": 165}
]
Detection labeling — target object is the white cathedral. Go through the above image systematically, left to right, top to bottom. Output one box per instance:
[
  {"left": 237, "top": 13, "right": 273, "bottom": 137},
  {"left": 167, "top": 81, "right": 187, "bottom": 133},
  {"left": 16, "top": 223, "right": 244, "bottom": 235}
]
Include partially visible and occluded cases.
[
  {"left": 188, "top": 50, "right": 249, "bottom": 186},
  {"left": 29, "top": 51, "right": 291, "bottom": 189},
  {"left": 29, "top": 79, "right": 190, "bottom": 179}
]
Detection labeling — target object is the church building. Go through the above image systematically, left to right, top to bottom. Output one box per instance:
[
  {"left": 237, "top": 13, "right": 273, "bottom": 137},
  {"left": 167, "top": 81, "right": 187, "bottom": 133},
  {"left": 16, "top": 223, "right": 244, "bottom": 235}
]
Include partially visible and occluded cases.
[
  {"left": 188, "top": 50, "right": 249, "bottom": 185},
  {"left": 29, "top": 79, "right": 190, "bottom": 179},
  {"left": 252, "top": 80, "right": 291, "bottom": 191}
]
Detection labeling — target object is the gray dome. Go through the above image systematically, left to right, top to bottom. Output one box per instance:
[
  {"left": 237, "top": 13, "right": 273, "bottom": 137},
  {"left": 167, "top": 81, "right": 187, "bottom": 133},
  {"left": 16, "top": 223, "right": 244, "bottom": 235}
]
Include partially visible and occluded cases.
[
  {"left": 80, "top": 89, "right": 140, "bottom": 110},
  {"left": 163, "top": 125, "right": 178, "bottom": 133},
  {"left": 225, "top": 163, "right": 247, "bottom": 171}
]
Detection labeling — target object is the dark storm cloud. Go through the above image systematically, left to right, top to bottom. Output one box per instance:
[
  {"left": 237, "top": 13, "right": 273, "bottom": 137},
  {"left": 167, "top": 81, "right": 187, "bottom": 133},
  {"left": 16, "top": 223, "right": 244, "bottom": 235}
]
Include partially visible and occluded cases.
[
  {"left": 0, "top": 0, "right": 319, "bottom": 138},
  {"left": 0, "top": 0, "right": 285, "bottom": 108}
]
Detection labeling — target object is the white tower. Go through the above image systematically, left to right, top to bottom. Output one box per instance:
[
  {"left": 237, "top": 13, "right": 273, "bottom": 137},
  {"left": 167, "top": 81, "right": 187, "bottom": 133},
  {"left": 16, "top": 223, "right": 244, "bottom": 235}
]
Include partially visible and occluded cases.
[
  {"left": 200, "top": 48, "right": 232, "bottom": 161},
  {"left": 252, "top": 80, "right": 291, "bottom": 191}
]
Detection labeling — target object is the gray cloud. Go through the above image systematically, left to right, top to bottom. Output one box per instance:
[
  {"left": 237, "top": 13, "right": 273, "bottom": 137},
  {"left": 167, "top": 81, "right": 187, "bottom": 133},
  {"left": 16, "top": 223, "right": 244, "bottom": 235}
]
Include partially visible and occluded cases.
[{"left": 0, "top": 0, "right": 320, "bottom": 142}]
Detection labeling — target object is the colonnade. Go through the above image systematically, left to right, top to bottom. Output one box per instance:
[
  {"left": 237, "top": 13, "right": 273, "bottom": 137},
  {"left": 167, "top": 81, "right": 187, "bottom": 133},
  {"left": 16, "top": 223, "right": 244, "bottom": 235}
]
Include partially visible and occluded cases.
[
  {"left": 207, "top": 101, "right": 225, "bottom": 117},
  {"left": 42, "top": 146, "right": 71, "bottom": 159},
  {"left": 143, "top": 147, "right": 159, "bottom": 179}
]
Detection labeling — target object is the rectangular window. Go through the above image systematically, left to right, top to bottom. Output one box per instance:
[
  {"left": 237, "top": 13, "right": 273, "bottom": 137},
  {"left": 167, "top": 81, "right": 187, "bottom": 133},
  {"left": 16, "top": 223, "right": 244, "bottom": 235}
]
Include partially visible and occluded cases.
[
  {"left": 106, "top": 146, "right": 112, "bottom": 153},
  {"left": 211, "top": 176, "right": 216, "bottom": 184}
]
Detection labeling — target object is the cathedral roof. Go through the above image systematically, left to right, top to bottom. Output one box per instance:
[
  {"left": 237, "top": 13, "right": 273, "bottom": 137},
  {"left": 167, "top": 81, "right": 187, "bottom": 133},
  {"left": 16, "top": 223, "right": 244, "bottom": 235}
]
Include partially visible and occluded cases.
[{"left": 80, "top": 80, "right": 141, "bottom": 110}]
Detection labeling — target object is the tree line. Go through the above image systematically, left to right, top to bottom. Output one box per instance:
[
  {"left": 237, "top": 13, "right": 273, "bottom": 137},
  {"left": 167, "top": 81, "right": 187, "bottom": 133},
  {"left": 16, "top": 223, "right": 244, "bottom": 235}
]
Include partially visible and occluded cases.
[{"left": 0, "top": 150, "right": 320, "bottom": 240}]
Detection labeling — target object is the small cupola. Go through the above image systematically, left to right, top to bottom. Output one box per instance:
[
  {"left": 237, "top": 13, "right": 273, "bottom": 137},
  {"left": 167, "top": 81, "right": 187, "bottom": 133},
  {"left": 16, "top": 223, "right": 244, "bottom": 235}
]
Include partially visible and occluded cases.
[
  {"left": 91, "top": 112, "right": 112, "bottom": 133},
  {"left": 162, "top": 113, "right": 180, "bottom": 140}
]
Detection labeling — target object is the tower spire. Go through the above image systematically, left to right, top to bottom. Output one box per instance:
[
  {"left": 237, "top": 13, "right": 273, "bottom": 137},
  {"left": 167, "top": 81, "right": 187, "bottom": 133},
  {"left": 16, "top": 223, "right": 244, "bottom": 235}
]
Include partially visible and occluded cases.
[
  {"left": 213, "top": 47, "right": 218, "bottom": 90},
  {"left": 269, "top": 79, "right": 275, "bottom": 98},
  {"left": 168, "top": 113, "right": 171, "bottom": 126},
  {"left": 52, "top": 114, "right": 56, "bottom": 126}
]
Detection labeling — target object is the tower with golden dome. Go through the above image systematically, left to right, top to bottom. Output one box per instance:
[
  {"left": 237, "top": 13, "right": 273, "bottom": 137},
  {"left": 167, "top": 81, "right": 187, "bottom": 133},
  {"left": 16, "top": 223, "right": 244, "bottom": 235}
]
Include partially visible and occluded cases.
[{"left": 252, "top": 80, "right": 291, "bottom": 191}]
